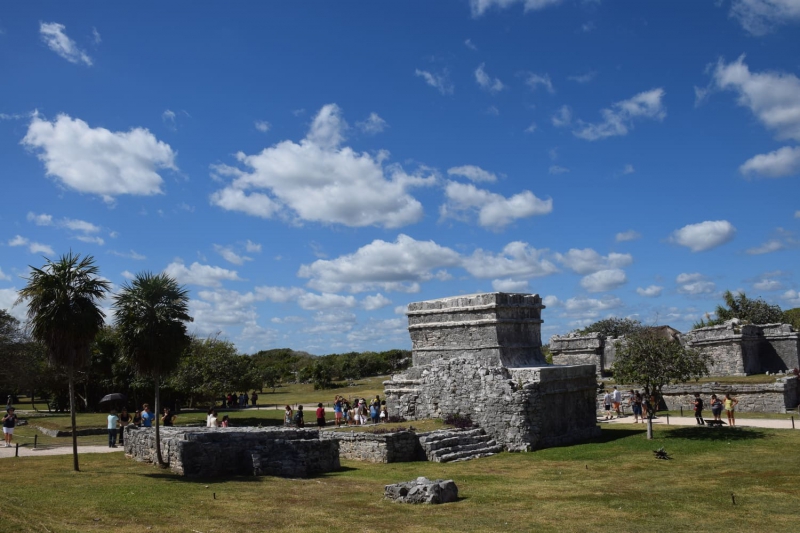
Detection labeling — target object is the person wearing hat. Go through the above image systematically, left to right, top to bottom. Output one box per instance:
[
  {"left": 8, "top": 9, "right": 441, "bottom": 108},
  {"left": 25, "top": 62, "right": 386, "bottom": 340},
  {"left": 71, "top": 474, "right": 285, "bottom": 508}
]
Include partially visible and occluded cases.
[{"left": 2, "top": 407, "right": 18, "bottom": 447}]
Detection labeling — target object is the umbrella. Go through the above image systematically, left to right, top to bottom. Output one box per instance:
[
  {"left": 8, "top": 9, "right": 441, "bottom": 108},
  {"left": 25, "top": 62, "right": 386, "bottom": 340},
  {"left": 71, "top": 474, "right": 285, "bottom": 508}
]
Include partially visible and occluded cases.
[{"left": 99, "top": 393, "right": 127, "bottom": 403}]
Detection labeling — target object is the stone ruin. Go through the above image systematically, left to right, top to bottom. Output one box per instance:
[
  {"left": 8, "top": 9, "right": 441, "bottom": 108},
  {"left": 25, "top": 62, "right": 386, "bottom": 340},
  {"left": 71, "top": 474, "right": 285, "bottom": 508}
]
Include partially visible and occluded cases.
[{"left": 384, "top": 292, "right": 601, "bottom": 452}]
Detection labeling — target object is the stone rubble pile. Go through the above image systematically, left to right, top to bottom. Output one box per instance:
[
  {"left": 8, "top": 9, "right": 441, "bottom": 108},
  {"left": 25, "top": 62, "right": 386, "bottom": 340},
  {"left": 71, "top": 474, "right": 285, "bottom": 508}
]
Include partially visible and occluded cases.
[{"left": 384, "top": 477, "right": 459, "bottom": 504}]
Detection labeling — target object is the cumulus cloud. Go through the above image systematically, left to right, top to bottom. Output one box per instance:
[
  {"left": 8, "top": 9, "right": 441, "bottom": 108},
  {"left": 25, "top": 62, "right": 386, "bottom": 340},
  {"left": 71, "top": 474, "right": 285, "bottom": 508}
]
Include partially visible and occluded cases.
[
  {"left": 470, "top": 0, "right": 563, "bottom": 17},
  {"left": 730, "top": 0, "right": 800, "bottom": 35},
  {"left": 39, "top": 22, "right": 92, "bottom": 66},
  {"left": 464, "top": 39, "right": 478, "bottom": 50},
  {"left": 475, "top": 63, "right": 505, "bottom": 93},
  {"left": 415, "top": 69, "right": 454, "bottom": 95},
  {"left": 568, "top": 71, "right": 596, "bottom": 84},
  {"left": 524, "top": 73, "right": 554, "bottom": 93},
  {"left": 572, "top": 88, "right": 666, "bottom": 141},
  {"left": 210, "top": 104, "right": 434, "bottom": 228},
  {"left": 551, "top": 105, "right": 572, "bottom": 127},
  {"left": 356, "top": 113, "right": 388, "bottom": 135},
  {"left": 22, "top": 114, "right": 177, "bottom": 202},
  {"left": 254, "top": 120, "right": 271, "bottom": 132},
  {"left": 740, "top": 146, "right": 800, "bottom": 178},
  {"left": 447, "top": 165, "right": 498, "bottom": 183},
  {"left": 440, "top": 181, "right": 552, "bottom": 230},
  {"left": 26, "top": 212, "right": 53, "bottom": 226},
  {"left": 27, "top": 212, "right": 103, "bottom": 244},
  {"left": 669, "top": 220, "right": 737, "bottom": 252},
  {"left": 615, "top": 230, "right": 641, "bottom": 242},
  {"left": 298, "top": 234, "right": 461, "bottom": 293},
  {"left": 7, "top": 235, "right": 54, "bottom": 256},
  {"left": 746, "top": 239, "right": 785, "bottom": 255},
  {"left": 245, "top": 240, "right": 262, "bottom": 253},
  {"left": 462, "top": 241, "right": 559, "bottom": 279},
  {"left": 213, "top": 244, "right": 252, "bottom": 265},
  {"left": 555, "top": 248, "right": 633, "bottom": 275},
  {"left": 110, "top": 250, "right": 146, "bottom": 261},
  {"left": 164, "top": 261, "right": 242, "bottom": 287},
  {"left": 0, "top": 268, "right": 10, "bottom": 281},
  {"left": 580, "top": 269, "right": 627, "bottom": 292},
  {"left": 676, "top": 273, "right": 716, "bottom": 295},
  {"left": 492, "top": 278, "right": 530, "bottom": 292},
  {"left": 753, "top": 278, "right": 783, "bottom": 291},
  {"left": 636, "top": 285, "right": 663, "bottom": 297},
  {"left": 0, "top": 289, "right": 26, "bottom": 321},
  {"left": 782, "top": 289, "right": 800, "bottom": 306},
  {"left": 297, "top": 292, "right": 357, "bottom": 311},
  {"left": 361, "top": 293, "right": 392, "bottom": 310},
  {"left": 562, "top": 295, "right": 624, "bottom": 318},
  {"left": 346, "top": 318, "right": 407, "bottom": 345}
]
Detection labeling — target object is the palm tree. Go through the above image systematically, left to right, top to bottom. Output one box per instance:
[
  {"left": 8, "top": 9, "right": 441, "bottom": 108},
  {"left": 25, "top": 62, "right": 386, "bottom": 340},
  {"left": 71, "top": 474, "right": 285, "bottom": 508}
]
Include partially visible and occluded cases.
[
  {"left": 17, "top": 253, "right": 110, "bottom": 472},
  {"left": 113, "top": 272, "right": 192, "bottom": 467}
]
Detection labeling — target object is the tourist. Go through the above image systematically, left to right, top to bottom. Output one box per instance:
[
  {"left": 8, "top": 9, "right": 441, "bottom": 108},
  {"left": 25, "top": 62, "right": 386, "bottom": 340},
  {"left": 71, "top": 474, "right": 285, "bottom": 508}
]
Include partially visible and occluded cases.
[
  {"left": 612, "top": 386, "right": 621, "bottom": 418},
  {"left": 602, "top": 390, "right": 612, "bottom": 420},
  {"left": 251, "top": 391, "right": 258, "bottom": 407},
  {"left": 239, "top": 392, "right": 247, "bottom": 408},
  {"left": 632, "top": 392, "right": 643, "bottom": 423},
  {"left": 641, "top": 392, "right": 649, "bottom": 419},
  {"left": 226, "top": 393, "right": 233, "bottom": 408},
  {"left": 693, "top": 393, "right": 705, "bottom": 425},
  {"left": 724, "top": 393, "right": 738, "bottom": 427},
  {"left": 649, "top": 394, "right": 658, "bottom": 419},
  {"left": 710, "top": 394, "right": 723, "bottom": 422},
  {"left": 5, "top": 395, "right": 11, "bottom": 409},
  {"left": 333, "top": 396, "right": 343, "bottom": 427},
  {"left": 342, "top": 399, "right": 351, "bottom": 425},
  {"left": 358, "top": 399, "right": 369, "bottom": 425},
  {"left": 347, "top": 400, "right": 356, "bottom": 426},
  {"left": 369, "top": 401, "right": 379, "bottom": 424},
  {"left": 380, "top": 401, "right": 388, "bottom": 422},
  {"left": 316, "top": 402, "right": 326, "bottom": 428},
  {"left": 141, "top": 404, "right": 154, "bottom": 427},
  {"left": 284, "top": 405, "right": 293, "bottom": 426},
  {"left": 294, "top": 405, "right": 305, "bottom": 427},
  {"left": 2, "top": 407, "right": 17, "bottom": 447},
  {"left": 162, "top": 407, "right": 175, "bottom": 427},
  {"left": 118, "top": 408, "right": 131, "bottom": 445},
  {"left": 107, "top": 409, "right": 119, "bottom": 448},
  {"left": 133, "top": 409, "right": 142, "bottom": 427},
  {"left": 207, "top": 409, "right": 219, "bottom": 427},
  {"left": 221, "top": 415, "right": 230, "bottom": 428}
]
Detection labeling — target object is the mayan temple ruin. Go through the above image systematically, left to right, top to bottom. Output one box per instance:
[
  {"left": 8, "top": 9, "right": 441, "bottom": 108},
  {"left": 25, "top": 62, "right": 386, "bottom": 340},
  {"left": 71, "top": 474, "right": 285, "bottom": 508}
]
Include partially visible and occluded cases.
[{"left": 384, "top": 292, "right": 601, "bottom": 452}]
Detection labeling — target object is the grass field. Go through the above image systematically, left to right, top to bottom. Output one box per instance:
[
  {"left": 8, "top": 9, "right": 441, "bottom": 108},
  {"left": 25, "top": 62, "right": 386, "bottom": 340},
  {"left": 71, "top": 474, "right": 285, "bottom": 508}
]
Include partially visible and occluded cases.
[{"left": 1, "top": 425, "right": 798, "bottom": 532}]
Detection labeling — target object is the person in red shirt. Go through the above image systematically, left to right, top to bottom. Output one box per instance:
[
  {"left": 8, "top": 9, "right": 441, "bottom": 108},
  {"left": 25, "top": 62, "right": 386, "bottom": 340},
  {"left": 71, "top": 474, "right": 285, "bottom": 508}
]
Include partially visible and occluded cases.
[{"left": 316, "top": 403, "right": 326, "bottom": 428}]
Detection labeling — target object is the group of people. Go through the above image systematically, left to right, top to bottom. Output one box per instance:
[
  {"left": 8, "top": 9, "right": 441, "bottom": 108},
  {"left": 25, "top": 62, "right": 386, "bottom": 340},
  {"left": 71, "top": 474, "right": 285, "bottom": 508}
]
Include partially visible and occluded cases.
[
  {"left": 602, "top": 386, "right": 741, "bottom": 427},
  {"left": 224, "top": 392, "right": 258, "bottom": 409},
  {"left": 692, "top": 392, "right": 739, "bottom": 426},
  {"left": 283, "top": 395, "right": 389, "bottom": 428},
  {"left": 105, "top": 404, "right": 178, "bottom": 447},
  {"left": 205, "top": 409, "right": 231, "bottom": 428}
]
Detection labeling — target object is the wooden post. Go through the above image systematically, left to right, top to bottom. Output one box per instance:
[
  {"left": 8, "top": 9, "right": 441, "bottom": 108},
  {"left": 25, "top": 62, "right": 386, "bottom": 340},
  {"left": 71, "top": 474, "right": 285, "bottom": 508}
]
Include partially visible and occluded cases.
[
  {"left": 666, "top": 414, "right": 670, "bottom": 425},
  {"left": 34, "top": 435, "right": 37, "bottom": 449},
  {"left": 15, "top": 443, "right": 19, "bottom": 457}
]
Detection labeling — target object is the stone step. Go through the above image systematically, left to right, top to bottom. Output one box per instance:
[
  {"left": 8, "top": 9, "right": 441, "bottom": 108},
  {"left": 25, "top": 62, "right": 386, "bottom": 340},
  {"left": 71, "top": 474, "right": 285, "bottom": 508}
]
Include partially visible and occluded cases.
[
  {"left": 418, "top": 428, "right": 485, "bottom": 444},
  {"left": 422, "top": 434, "right": 494, "bottom": 452},
  {"left": 427, "top": 439, "right": 498, "bottom": 459},
  {"left": 434, "top": 444, "right": 504, "bottom": 463}
]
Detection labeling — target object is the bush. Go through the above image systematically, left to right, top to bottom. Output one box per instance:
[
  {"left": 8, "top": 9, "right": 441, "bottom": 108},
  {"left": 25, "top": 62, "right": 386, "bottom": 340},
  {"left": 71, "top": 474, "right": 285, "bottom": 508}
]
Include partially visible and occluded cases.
[{"left": 443, "top": 413, "right": 474, "bottom": 429}]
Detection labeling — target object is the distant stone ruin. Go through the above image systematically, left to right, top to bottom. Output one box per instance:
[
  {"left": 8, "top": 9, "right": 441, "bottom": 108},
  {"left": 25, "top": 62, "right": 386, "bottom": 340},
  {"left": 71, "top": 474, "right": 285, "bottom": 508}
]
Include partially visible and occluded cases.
[{"left": 384, "top": 292, "right": 600, "bottom": 452}]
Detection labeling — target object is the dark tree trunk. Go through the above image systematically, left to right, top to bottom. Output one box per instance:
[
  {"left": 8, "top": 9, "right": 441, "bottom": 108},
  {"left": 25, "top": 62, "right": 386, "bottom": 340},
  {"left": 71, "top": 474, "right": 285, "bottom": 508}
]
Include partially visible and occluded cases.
[
  {"left": 68, "top": 367, "right": 80, "bottom": 472},
  {"left": 154, "top": 374, "right": 165, "bottom": 467}
]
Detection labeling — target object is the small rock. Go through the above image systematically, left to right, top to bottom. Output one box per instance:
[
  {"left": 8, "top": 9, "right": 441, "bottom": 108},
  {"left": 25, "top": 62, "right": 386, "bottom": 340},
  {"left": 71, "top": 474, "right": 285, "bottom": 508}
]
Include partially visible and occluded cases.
[{"left": 384, "top": 477, "right": 458, "bottom": 504}]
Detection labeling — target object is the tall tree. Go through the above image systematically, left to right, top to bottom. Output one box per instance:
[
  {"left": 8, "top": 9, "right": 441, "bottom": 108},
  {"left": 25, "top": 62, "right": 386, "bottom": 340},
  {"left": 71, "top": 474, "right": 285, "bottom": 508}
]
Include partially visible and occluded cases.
[
  {"left": 17, "top": 253, "right": 110, "bottom": 471},
  {"left": 113, "top": 272, "right": 192, "bottom": 467},
  {"left": 694, "top": 290, "right": 783, "bottom": 328}
]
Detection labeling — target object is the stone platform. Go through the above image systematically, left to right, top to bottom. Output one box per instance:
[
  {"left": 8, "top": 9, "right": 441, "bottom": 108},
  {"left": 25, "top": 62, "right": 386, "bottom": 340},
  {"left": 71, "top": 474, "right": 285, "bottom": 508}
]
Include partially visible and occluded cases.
[{"left": 385, "top": 293, "right": 600, "bottom": 452}]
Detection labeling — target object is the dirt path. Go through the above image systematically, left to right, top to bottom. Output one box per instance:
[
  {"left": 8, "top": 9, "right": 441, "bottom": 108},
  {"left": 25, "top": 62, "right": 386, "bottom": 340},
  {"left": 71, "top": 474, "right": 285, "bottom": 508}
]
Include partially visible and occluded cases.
[
  {"left": 599, "top": 414, "right": 798, "bottom": 429},
  {"left": 0, "top": 444, "right": 124, "bottom": 459}
]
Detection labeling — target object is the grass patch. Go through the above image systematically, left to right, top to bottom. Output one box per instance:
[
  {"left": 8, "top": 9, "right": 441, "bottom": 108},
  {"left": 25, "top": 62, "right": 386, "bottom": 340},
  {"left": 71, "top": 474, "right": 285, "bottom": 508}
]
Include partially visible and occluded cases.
[
  {"left": 257, "top": 374, "right": 389, "bottom": 407},
  {"left": 325, "top": 418, "right": 447, "bottom": 434},
  {"left": 1, "top": 425, "right": 799, "bottom": 532}
]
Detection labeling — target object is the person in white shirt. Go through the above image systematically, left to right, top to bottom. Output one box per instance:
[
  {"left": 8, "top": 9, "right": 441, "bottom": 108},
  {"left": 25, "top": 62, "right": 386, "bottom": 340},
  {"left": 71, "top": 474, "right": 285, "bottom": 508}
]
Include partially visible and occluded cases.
[
  {"left": 612, "top": 386, "right": 622, "bottom": 418},
  {"left": 602, "top": 391, "right": 612, "bottom": 420}
]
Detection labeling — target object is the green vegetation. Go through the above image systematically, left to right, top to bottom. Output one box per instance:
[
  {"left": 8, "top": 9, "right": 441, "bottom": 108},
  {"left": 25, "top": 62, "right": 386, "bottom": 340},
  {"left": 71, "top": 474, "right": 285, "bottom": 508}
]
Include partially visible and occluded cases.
[
  {"left": 694, "top": 290, "right": 784, "bottom": 329},
  {"left": 783, "top": 307, "right": 800, "bottom": 330},
  {"left": 576, "top": 317, "right": 644, "bottom": 337},
  {"left": 1, "top": 425, "right": 799, "bottom": 532}
]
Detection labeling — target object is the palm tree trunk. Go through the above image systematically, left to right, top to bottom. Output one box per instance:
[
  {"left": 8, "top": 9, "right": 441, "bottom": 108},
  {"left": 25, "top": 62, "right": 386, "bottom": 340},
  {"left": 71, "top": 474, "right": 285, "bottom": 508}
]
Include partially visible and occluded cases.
[
  {"left": 68, "top": 367, "right": 80, "bottom": 472},
  {"left": 154, "top": 374, "right": 165, "bottom": 467}
]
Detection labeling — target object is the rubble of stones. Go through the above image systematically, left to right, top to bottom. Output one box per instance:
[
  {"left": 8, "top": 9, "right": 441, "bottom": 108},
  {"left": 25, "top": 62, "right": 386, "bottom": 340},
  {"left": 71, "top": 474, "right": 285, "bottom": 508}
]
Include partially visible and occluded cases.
[{"left": 384, "top": 477, "right": 459, "bottom": 504}]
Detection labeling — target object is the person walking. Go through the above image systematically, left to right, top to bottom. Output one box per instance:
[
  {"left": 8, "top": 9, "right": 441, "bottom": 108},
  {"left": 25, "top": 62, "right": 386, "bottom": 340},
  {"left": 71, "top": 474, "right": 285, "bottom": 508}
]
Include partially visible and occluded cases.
[
  {"left": 612, "top": 386, "right": 622, "bottom": 418},
  {"left": 602, "top": 390, "right": 612, "bottom": 420},
  {"left": 250, "top": 391, "right": 258, "bottom": 407},
  {"left": 632, "top": 391, "right": 643, "bottom": 423},
  {"left": 693, "top": 393, "right": 705, "bottom": 425},
  {"left": 724, "top": 393, "right": 738, "bottom": 427},
  {"left": 710, "top": 394, "right": 723, "bottom": 422},
  {"left": 333, "top": 396, "right": 343, "bottom": 427},
  {"left": 141, "top": 404, "right": 154, "bottom": 427},
  {"left": 284, "top": 405, "right": 294, "bottom": 426},
  {"left": 294, "top": 405, "right": 305, "bottom": 428},
  {"left": 2, "top": 407, "right": 17, "bottom": 447},
  {"left": 118, "top": 408, "right": 131, "bottom": 445},
  {"left": 107, "top": 409, "right": 119, "bottom": 448},
  {"left": 207, "top": 409, "right": 219, "bottom": 428}
]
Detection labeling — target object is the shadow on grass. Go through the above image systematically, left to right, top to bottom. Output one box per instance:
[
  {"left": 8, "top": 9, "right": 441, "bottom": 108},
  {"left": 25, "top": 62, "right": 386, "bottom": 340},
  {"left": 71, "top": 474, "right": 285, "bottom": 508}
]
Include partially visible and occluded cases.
[
  {"left": 224, "top": 418, "right": 283, "bottom": 427},
  {"left": 664, "top": 426, "right": 768, "bottom": 442},
  {"left": 587, "top": 428, "right": 646, "bottom": 444},
  {"left": 140, "top": 465, "right": 360, "bottom": 483}
]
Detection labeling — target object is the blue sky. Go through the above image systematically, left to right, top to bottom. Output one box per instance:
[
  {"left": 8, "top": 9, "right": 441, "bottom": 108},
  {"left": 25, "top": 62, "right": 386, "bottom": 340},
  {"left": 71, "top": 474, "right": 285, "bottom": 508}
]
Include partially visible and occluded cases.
[{"left": 2, "top": 1, "right": 800, "bottom": 354}]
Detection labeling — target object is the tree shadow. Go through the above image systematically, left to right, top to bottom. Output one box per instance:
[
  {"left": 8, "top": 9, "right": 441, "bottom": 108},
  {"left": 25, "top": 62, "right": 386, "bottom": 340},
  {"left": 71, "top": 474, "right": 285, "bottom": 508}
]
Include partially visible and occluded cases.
[
  {"left": 664, "top": 426, "right": 768, "bottom": 442},
  {"left": 587, "top": 428, "right": 646, "bottom": 444},
  {"left": 138, "top": 464, "right": 360, "bottom": 483}
]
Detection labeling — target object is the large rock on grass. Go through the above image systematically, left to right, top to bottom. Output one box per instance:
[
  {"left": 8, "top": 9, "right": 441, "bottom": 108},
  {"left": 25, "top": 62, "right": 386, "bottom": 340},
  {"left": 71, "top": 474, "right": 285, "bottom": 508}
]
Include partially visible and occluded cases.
[{"left": 384, "top": 476, "right": 458, "bottom": 504}]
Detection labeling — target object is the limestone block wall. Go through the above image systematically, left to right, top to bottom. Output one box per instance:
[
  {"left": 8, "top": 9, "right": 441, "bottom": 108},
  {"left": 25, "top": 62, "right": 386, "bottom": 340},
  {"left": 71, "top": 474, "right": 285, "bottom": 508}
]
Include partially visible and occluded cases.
[
  {"left": 684, "top": 323, "right": 761, "bottom": 375},
  {"left": 757, "top": 324, "right": 800, "bottom": 372},
  {"left": 549, "top": 333, "right": 605, "bottom": 374},
  {"left": 124, "top": 427, "right": 340, "bottom": 478},
  {"left": 319, "top": 430, "right": 423, "bottom": 463}
]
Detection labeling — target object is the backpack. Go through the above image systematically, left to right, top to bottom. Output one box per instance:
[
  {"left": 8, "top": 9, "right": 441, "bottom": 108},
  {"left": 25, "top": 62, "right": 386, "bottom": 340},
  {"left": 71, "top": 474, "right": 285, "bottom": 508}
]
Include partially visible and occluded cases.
[{"left": 294, "top": 411, "right": 302, "bottom": 422}]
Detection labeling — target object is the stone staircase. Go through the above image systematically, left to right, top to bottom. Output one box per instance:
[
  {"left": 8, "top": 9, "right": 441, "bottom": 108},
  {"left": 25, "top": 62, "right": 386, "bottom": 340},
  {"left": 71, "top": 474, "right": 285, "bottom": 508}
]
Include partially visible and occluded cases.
[{"left": 417, "top": 428, "right": 503, "bottom": 463}]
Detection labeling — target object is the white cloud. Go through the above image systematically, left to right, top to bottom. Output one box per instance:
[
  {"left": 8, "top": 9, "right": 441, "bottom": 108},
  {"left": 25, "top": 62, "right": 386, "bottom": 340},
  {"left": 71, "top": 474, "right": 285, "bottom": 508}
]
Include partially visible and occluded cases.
[
  {"left": 470, "top": 0, "right": 564, "bottom": 17},
  {"left": 730, "top": 0, "right": 800, "bottom": 35},
  {"left": 39, "top": 22, "right": 92, "bottom": 66},
  {"left": 91, "top": 27, "right": 101, "bottom": 45},
  {"left": 464, "top": 39, "right": 478, "bottom": 51},
  {"left": 712, "top": 56, "right": 800, "bottom": 142},
  {"left": 475, "top": 63, "right": 505, "bottom": 93},
  {"left": 415, "top": 69, "right": 454, "bottom": 95},
  {"left": 568, "top": 71, "right": 596, "bottom": 84},
  {"left": 524, "top": 73, "right": 554, "bottom": 93},
  {"left": 573, "top": 88, "right": 666, "bottom": 141},
  {"left": 210, "top": 104, "right": 434, "bottom": 228},
  {"left": 486, "top": 105, "right": 500, "bottom": 116},
  {"left": 551, "top": 105, "right": 572, "bottom": 127},
  {"left": 162, "top": 110, "right": 176, "bottom": 130},
  {"left": 356, "top": 113, "right": 388, "bottom": 135},
  {"left": 22, "top": 114, "right": 177, "bottom": 202},
  {"left": 254, "top": 120, "right": 271, "bottom": 133},
  {"left": 524, "top": 122, "right": 537, "bottom": 133},
  {"left": 740, "top": 146, "right": 800, "bottom": 178},
  {"left": 622, "top": 164, "right": 635, "bottom": 175},
  {"left": 447, "top": 165, "right": 498, "bottom": 183},
  {"left": 548, "top": 165, "right": 569, "bottom": 175},
  {"left": 440, "top": 181, "right": 552, "bottom": 230},
  {"left": 796, "top": 211, "right": 800, "bottom": 218},
  {"left": 26, "top": 212, "right": 53, "bottom": 226},
  {"left": 61, "top": 218, "right": 100, "bottom": 233},
  {"left": 670, "top": 220, "right": 737, "bottom": 252},
  {"left": 615, "top": 230, "right": 641, "bottom": 242},
  {"left": 298, "top": 234, "right": 461, "bottom": 293},
  {"left": 8, "top": 235, "right": 54, "bottom": 256},
  {"left": 76, "top": 235, "right": 104, "bottom": 246},
  {"left": 746, "top": 239, "right": 784, "bottom": 255},
  {"left": 245, "top": 240, "right": 262, "bottom": 253},
  {"left": 463, "top": 241, "right": 559, "bottom": 279},
  {"left": 213, "top": 244, "right": 252, "bottom": 265},
  {"left": 555, "top": 248, "right": 633, "bottom": 275},
  {"left": 110, "top": 250, "right": 146, "bottom": 261},
  {"left": 164, "top": 261, "right": 242, "bottom": 287},
  {"left": 0, "top": 268, "right": 10, "bottom": 281},
  {"left": 580, "top": 269, "right": 627, "bottom": 292},
  {"left": 121, "top": 270, "right": 135, "bottom": 280},
  {"left": 676, "top": 273, "right": 716, "bottom": 295},
  {"left": 753, "top": 278, "right": 783, "bottom": 291},
  {"left": 491, "top": 279, "right": 530, "bottom": 292},
  {"left": 636, "top": 285, "right": 663, "bottom": 297},
  {"left": 0, "top": 289, "right": 26, "bottom": 321},
  {"left": 782, "top": 289, "right": 800, "bottom": 306},
  {"left": 297, "top": 292, "right": 357, "bottom": 311},
  {"left": 361, "top": 293, "right": 392, "bottom": 310},
  {"left": 542, "top": 295, "right": 560, "bottom": 308},
  {"left": 563, "top": 295, "right": 624, "bottom": 317},
  {"left": 394, "top": 305, "right": 408, "bottom": 315},
  {"left": 271, "top": 316, "right": 304, "bottom": 324},
  {"left": 346, "top": 317, "right": 407, "bottom": 344}
]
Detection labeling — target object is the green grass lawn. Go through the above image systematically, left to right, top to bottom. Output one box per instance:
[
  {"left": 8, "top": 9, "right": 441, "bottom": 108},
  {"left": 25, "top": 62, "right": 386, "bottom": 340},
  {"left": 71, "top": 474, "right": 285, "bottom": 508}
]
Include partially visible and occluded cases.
[
  {"left": 257, "top": 374, "right": 389, "bottom": 407},
  {"left": 1, "top": 425, "right": 798, "bottom": 532}
]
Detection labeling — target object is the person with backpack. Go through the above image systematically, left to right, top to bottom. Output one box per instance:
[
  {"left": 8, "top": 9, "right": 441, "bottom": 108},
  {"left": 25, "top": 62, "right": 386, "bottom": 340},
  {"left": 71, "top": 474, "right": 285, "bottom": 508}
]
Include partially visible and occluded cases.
[{"left": 294, "top": 405, "right": 304, "bottom": 427}]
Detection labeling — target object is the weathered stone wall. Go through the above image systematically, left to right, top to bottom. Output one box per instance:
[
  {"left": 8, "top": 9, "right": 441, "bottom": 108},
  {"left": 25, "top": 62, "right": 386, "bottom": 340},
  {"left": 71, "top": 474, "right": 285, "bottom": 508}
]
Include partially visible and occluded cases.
[
  {"left": 684, "top": 323, "right": 761, "bottom": 376},
  {"left": 758, "top": 324, "right": 800, "bottom": 372},
  {"left": 549, "top": 333, "right": 604, "bottom": 375},
  {"left": 597, "top": 377, "right": 799, "bottom": 413},
  {"left": 124, "top": 426, "right": 340, "bottom": 478},
  {"left": 319, "top": 430, "right": 423, "bottom": 463}
]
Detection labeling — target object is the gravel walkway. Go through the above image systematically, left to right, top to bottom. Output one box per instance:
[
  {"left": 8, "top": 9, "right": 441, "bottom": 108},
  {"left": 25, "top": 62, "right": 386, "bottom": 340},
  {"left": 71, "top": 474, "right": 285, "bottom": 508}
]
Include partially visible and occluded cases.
[
  {"left": 599, "top": 414, "right": 798, "bottom": 429},
  {"left": 0, "top": 444, "right": 124, "bottom": 458}
]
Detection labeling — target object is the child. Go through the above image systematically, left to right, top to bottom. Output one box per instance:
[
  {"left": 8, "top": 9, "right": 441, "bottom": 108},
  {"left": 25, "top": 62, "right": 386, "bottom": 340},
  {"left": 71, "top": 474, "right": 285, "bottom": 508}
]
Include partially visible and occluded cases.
[
  {"left": 602, "top": 390, "right": 612, "bottom": 420},
  {"left": 380, "top": 402, "right": 388, "bottom": 422},
  {"left": 316, "top": 403, "right": 326, "bottom": 428},
  {"left": 294, "top": 405, "right": 304, "bottom": 427},
  {"left": 221, "top": 415, "right": 230, "bottom": 428}
]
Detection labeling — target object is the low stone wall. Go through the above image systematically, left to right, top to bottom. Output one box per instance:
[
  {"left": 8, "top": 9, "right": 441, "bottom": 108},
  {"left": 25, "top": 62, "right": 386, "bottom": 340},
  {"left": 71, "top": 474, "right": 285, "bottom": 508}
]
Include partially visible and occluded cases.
[
  {"left": 550, "top": 333, "right": 604, "bottom": 374},
  {"left": 598, "top": 376, "right": 799, "bottom": 413},
  {"left": 34, "top": 426, "right": 107, "bottom": 437},
  {"left": 124, "top": 426, "right": 340, "bottom": 478},
  {"left": 320, "top": 430, "right": 423, "bottom": 463}
]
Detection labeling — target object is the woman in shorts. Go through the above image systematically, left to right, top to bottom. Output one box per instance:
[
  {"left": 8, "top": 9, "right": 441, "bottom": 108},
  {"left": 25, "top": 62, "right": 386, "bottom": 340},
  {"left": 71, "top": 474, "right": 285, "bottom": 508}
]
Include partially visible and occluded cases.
[
  {"left": 632, "top": 392, "right": 643, "bottom": 423},
  {"left": 724, "top": 393, "right": 738, "bottom": 427},
  {"left": 710, "top": 394, "right": 723, "bottom": 422},
  {"left": 284, "top": 405, "right": 293, "bottom": 426},
  {"left": 2, "top": 407, "right": 17, "bottom": 447}
]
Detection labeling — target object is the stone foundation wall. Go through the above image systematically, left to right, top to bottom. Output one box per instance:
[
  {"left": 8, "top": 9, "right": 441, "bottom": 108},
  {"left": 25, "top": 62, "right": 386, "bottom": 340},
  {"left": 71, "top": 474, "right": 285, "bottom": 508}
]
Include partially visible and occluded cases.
[
  {"left": 684, "top": 323, "right": 761, "bottom": 376},
  {"left": 758, "top": 324, "right": 800, "bottom": 372},
  {"left": 549, "top": 333, "right": 604, "bottom": 374},
  {"left": 124, "top": 426, "right": 340, "bottom": 478},
  {"left": 320, "top": 430, "right": 423, "bottom": 463}
]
